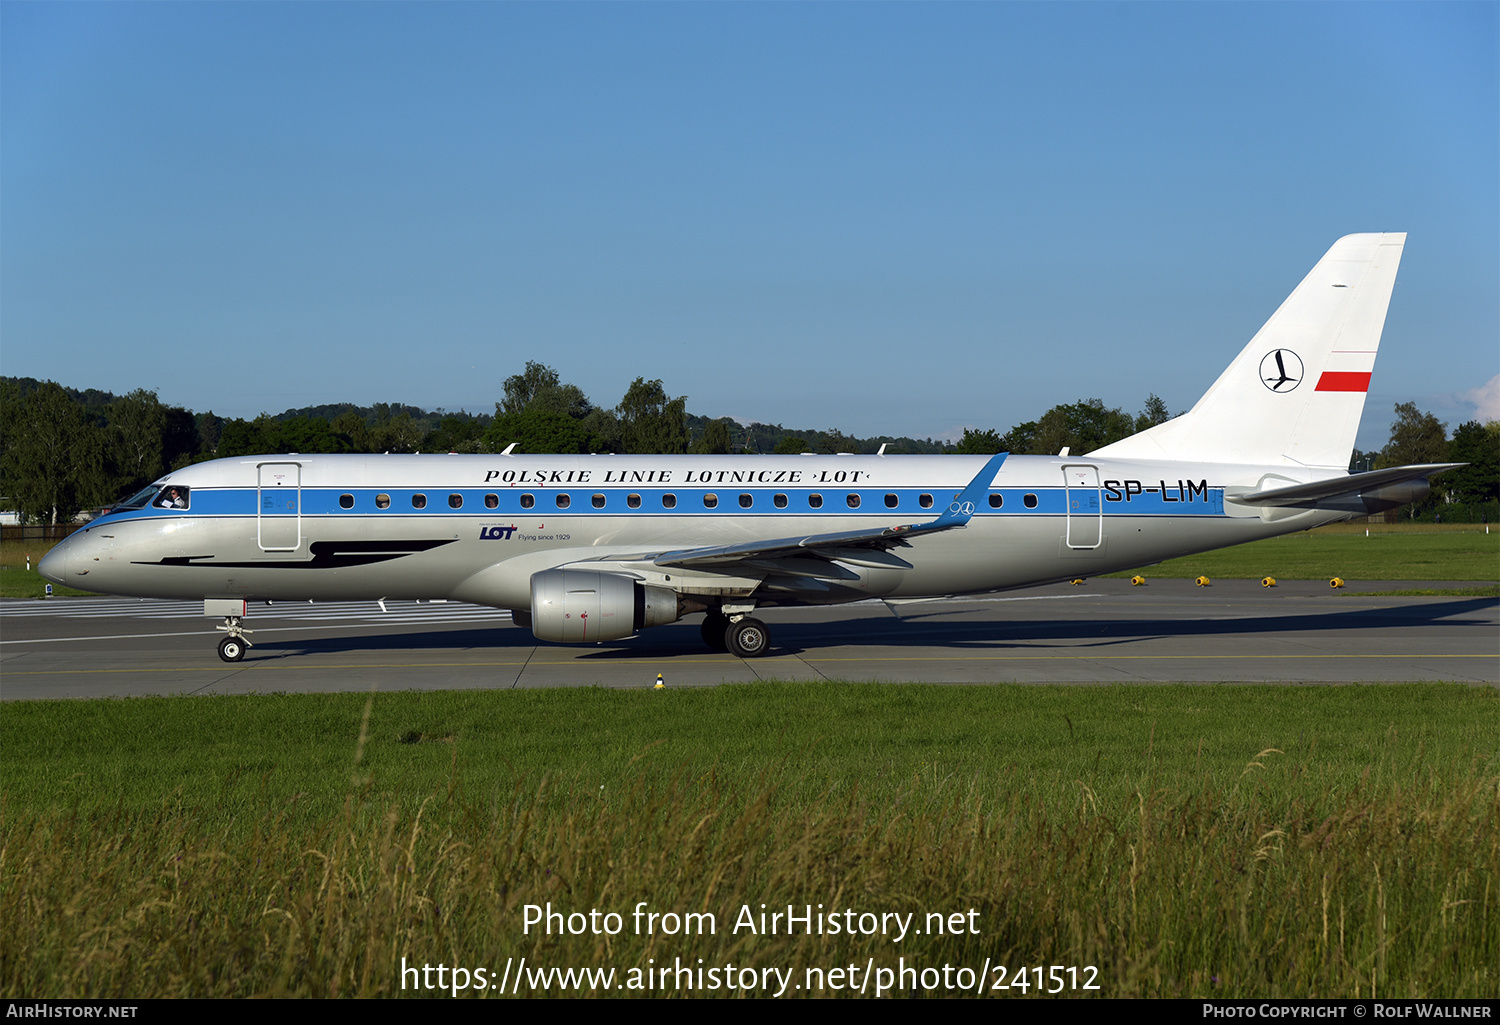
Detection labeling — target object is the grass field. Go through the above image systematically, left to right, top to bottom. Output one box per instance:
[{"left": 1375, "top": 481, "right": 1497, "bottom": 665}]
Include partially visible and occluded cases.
[
  {"left": 1104, "top": 525, "right": 1499, "bottom": 581},
  {"left": 0, "top": 541, "right": 92, "bottom": 598},
  {"left": 3, "top": 683, "right": 1496, "bottom": 998}
]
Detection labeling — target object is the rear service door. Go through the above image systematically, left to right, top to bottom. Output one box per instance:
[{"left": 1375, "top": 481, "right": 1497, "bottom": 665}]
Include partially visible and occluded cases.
[
  {"left": 257, "top": 462, "right": 301, "bottom": 551},
  {"left": 1063, "top": 464, "right": 1102, "bottom": 549}
]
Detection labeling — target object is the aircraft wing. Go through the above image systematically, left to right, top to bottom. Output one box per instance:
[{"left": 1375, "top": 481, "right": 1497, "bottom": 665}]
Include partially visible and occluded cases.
[
  {"left": 649, "top": 452, "right": 1008, "bottom": 570},
  {"left": 656, "top": 452, "right": 1008, "bottom": 568},
  {"left": 1234, "top": 463, "right": 1463, "bottom": 507}
]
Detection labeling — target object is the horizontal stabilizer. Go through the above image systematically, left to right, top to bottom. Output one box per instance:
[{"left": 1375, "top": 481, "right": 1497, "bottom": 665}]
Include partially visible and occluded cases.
[{"left": 1233, "top": 463, "right": 1463, "bottom": 507}]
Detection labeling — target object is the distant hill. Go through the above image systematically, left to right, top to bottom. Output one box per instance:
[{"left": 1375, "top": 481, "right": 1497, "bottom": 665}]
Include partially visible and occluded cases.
[
  {"left": 3, "top": 376, "right": 957, "bottom": 457},
  {"left": 3, "top": 376, "right": 121, "bottom": 410}
]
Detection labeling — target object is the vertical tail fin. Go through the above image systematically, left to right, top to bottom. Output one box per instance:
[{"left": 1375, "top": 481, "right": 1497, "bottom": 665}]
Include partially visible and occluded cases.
[{"left": 1093, "top": 233, "right": 1405, "bottom": 469}]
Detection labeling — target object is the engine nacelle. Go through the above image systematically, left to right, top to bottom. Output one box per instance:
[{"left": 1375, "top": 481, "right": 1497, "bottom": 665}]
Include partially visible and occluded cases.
[{"left": 529, "top": 569, "right": 681, "bottom": 643}]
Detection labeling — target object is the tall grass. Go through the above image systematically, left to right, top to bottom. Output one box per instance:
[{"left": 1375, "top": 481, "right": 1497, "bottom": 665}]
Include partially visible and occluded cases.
[{"left": 3, "top": 685, "right": 1496, "bottom": 998}]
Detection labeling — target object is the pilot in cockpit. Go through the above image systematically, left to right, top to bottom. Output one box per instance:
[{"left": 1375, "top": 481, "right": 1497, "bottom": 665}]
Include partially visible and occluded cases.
[{"left": 155, "top": 486, "right": 189, "bottom": 509}]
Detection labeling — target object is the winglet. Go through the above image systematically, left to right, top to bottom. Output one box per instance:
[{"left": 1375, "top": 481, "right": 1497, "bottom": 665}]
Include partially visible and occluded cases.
[{"left": 930, "top": 453, "right": 1007, "bottom": 528}]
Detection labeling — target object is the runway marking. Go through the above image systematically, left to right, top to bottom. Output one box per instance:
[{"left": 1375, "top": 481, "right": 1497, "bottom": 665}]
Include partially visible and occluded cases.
[
  {"left": 0, "top": 598, "right": 506, "bottom": 620},
  {"left": 0, "top": 598, "right": 512, "bottom": 645},
  {"left": 1, "top": 620, "right": 505, "bottom": 645},
  {"left": 3, "top": 653, "right": 1492, "bottom": 676}
]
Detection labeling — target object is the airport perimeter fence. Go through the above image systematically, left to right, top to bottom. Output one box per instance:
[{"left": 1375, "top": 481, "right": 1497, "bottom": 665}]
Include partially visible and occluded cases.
[{"left": 1, "top": 525, "right": 85, "bottom": 543}]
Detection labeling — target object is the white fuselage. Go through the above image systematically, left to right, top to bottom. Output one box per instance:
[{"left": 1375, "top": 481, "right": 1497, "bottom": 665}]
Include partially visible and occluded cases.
[{"left": 42, "top": 452, "right": 1345, "bottom": 610}]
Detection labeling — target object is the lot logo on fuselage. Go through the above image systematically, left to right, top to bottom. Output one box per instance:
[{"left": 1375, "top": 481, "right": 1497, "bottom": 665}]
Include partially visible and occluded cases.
[
  {"left": 1259, "top": 349, "right": 1304, "bottom": 392},
  {"left": 480, "top": 525, "right": 517, "bottom": 540}
]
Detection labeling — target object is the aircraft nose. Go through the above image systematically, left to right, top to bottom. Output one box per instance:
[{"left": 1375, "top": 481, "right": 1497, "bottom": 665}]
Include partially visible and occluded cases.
[{"left": 38, "top": 542, "right": 71, "bottom": 586}]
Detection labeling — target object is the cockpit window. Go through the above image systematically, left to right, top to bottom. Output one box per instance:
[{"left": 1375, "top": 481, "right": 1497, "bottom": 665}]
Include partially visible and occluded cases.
[
  {"left": 113, "top": 485, "right": 163, "bottom": 511},
  {"left": 153, "top": 486, "right": 190, "bottom": 510}
]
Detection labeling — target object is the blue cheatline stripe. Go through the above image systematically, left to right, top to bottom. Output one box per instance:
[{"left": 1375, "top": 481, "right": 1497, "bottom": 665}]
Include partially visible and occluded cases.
[{"left": 92, "top": 485, "right": 1228, "bottom": 524}]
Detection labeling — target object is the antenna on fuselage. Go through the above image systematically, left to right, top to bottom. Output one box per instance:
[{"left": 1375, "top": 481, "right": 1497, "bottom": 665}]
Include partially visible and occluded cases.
[{"left": 501, "top": 443, "right": 518, "bottom": 455}]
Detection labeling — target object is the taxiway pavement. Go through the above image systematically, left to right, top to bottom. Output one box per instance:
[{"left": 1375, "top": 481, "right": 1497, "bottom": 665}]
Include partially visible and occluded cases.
[{"left": 1, "top": 579, "right": 1495, "bottom": 700}]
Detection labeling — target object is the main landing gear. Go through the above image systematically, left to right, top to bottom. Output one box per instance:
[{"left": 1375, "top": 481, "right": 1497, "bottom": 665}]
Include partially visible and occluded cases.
[
  {"left": 702, "top": 607, "right": 771, "bottom": 658},
  {"left": 216, "top": 616, "right": 253, "bottom": 662}
]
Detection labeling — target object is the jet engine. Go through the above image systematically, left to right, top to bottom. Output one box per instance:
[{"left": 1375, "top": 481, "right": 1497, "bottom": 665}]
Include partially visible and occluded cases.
[{"left": 529, "top": 569, "right": 682, "bottom": 643}]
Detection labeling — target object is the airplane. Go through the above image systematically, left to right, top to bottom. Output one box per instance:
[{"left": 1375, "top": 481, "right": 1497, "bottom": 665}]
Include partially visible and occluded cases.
[{"left": 41, "top": 232, "right": 1460, "bottom": 663}]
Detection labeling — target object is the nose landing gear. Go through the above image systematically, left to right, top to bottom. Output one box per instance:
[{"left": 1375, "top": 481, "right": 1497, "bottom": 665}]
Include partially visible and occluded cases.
[{"left": 215, "top": 616, "right": 253, "bottom": 662}]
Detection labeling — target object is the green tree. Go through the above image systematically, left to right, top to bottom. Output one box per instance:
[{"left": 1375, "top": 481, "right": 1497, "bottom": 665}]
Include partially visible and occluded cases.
[
  {"left": 501, "top": 362, "right": 592, "bottom": 419},
  {"left": 617, "top": 378, "right": 688, "bottom": 454},
  {"left": 0, "top": 382, "right": 109, "bottom": 523},
  {"left": 107, "top": 388, "right": 167, "bottom": 491},
  {"left": 1135, "top": 393, "right": 1172, "bottom": 432},
  {"left": 1027, "top": 399, "right": 1135, "bottom": 455},
  {"left": 1378, "top": 402, "right": 1448, "bottom": 467},
  {"left": 162, "top": 406, "right": 200, "bottom": 469},
  {"left": 482, "top": 407, "right": 607, "bottom": 454},
  {"left": 579, "top": 407, "right": 621, "bottom": 453},
  {"left": 331, "top": 410, "right": 371, "bottom": 452},
  {"left": 195, "top": 411, "right": 224, "bottom": 456},
  {"left": 372, "top": 412, "right": 424, "bottom": 453},
  {"left": 424, "top": 414, "right": 488, "bottom": 454},
  {"left": 216, "top": 415, "right": 275, "bottom": 457},
  {"left": 271, "top": 416, "right": 355, "bottom": 454},
  {"left": 695, "top": 417, "right": 733, "bottom": 454},
  {"left": 998, "top": 419, "right": 1040, "bottom": 455},
  {"left": 1446, "top": 420, "right": 1499, "bottom": 504},
  {"left": 953, "top": 427, "right": 1002, "bottom": 454},
  {"left": 813, "top": 429, "right": 857, "bottom": 454},
  {"left": 773, "top": 434, "right": 810, "bottom": 455}
]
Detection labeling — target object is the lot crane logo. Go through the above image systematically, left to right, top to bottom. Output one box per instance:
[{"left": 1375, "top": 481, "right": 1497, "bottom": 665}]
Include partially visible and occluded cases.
[{"left": 1259, "top": 349, "right": 1304, "bottom": 392}]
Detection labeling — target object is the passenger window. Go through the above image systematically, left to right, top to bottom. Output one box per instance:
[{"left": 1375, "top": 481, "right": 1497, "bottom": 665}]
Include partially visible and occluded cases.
[
  {"left": 339, "top": 493, "right": 354, "bottom": 510},
  {"left": 376, "top": 493, "right": 391, "bottom": 509},
  {"left": 520, "top": 493, "right": 535, "bottom": 509},
  {"left": 592, "top": 493, "right": 606, "bottom": 509},
  {"left": 627, "top": 493, "right": 641, "bottom": 509},
  {"left": 662, "top": 493, "right": 677, "bottom": 509},
  {"left": 704, "top": 493, "right": 718, "bottom": 509},
  {"left": 773, "top": 493, "right": 788, "bottom": 509},
  {"left": 809, "top": 493, "right": 823, "bottom": 509},
  {"left": 884, "top": 493, "right": 898, "bottom": 509},
  {"left": 1023, "top": 493, "right": 1038, "bottom": 509},
  {"left": 412, "top": 494, "right": 427, "bottom": 509},
  {"left": 448, "top": 494, "right": 463, "bottom": 509},
  {"left": 484, "top": 494, "right": 499, "bottom": 509},
  {"left": 556, "top": 494, "right": 571, "bottom": 509},
  {"left": 739, "top": 494, "right": 752, "bottom": 509},
  {"left": 846, "top": 494, "right": 861, "bottom": 509},
  {"left": 919, "top": 494, "right": 933, "bottom": 509},
  {"left": 989, "top": 494, "right": 1003, "bottom": 509}
]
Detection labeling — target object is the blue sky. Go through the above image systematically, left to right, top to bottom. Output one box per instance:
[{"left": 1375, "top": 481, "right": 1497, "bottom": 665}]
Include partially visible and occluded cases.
[{"left": 3, "top": 2, "right": 1496, "bottom": 450}]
